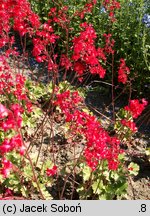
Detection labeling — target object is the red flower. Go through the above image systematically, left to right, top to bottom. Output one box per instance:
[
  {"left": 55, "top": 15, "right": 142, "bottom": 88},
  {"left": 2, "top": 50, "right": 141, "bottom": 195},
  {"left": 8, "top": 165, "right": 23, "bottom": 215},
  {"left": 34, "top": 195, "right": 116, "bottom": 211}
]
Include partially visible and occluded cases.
[
  {"left": 72, "top": 23, "right": 107, "bottom": 80},
  {"left": 103, "top": 33, "right": 115, "bottom": 54},
  {"left": 60, "top": 54, "right": 72, "bottom": 70},
  {"left": 74, "top": 62, "right": 86, "bottom": 76},
  {"left": 54, "top": 89, "right": 122, "bottom": 171},
  {"left": 124, "top": 99, "right": 148, "bottom": 119},
  {"left": 121, "top": 119, "right": 137, "bottom": 132},
  {"left": 0, "top": 158, "right": 12, "bottom": 178},
  {"left": 46, "top": 165, "right": 57, "bottom": 176}
]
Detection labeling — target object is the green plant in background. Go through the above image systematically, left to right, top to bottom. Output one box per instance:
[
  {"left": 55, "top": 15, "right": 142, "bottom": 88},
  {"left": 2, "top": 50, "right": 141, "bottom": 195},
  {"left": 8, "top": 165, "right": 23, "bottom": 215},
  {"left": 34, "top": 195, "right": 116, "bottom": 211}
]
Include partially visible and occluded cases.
[
  {"left": 28, "top": 0, "right": 150, "bottom": 93},
  {"left": 28, "top": 0, "right": 54, "bottom": 22}
]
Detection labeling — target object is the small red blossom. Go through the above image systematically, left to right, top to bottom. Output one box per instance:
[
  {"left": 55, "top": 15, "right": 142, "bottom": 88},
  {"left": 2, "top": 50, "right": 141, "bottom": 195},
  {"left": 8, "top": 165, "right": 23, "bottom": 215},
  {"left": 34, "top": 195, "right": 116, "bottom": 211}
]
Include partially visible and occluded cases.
[
  {"left": 103, "top": 33, "right": 115, "bottom": 54},
  {"left": 74, "top": 62, "right": 86, "bottom": 76},
  {"left": 90, "top": 64, "right": 106, "bottom": 78},
  {"left": 46, "top": 165, "right": 57, "bottom": 176}
]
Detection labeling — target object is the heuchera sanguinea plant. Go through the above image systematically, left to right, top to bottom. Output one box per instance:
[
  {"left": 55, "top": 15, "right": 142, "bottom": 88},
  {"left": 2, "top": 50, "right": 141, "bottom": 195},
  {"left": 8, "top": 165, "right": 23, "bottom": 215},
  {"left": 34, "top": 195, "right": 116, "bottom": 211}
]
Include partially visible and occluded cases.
[{"left": 0, "top": 0, "right": 148, "bottom": 199}]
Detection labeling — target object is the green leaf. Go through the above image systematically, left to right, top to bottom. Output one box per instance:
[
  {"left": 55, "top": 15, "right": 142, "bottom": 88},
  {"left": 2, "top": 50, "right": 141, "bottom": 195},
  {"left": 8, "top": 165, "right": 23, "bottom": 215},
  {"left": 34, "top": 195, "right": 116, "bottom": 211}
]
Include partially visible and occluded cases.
[
  {"left": 145, "top": 148, "right": 150, "bottom": 156},
  {"left": 81, "top": 163, "right": 91, "bottom": 182},
  {"left": 23, "top": 164, "right": 33, "bottom": 180},
  {"left": 92, "top": 180, "right": 104, "bottom": 195},
  {"left": 116, "top": 182, "right": 128, "bottom": 195},
  {"left": 21, "top": 186, "right": 28, "bottom": 198}
]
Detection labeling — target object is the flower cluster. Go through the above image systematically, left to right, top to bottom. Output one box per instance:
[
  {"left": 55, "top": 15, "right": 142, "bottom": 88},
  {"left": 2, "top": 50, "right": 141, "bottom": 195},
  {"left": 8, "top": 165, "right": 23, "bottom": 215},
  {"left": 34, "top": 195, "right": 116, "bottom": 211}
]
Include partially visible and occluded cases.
[
  {"left": 0, "top": 0, "right": 41, "bottom": 52},
  {"left": 0, "top": 0, "right": 59, "bottom": 66},
  {"left": 12, "top": 0, "right": 41, "bottom": 36},
  {"left": 103, "top": 0, "right": 121, "bottom": 22},
  {"left": 48, "top": 6, "right": 70, "bottom": 29},
  {"left": 142, "top": 14, "right": 150, "bottom": 28},
  {"left": 32, "top": 21, "right": 59, "bottom": 63},
  {"left": 72, "top": 23, "right": 106, "bottom": 81},
  {"left": 60, "top": 54, "right": 72, "bottom": 71},
  {"left": 0, "top": 57, "right": 32, "bottom": 110},
  {"left": 118, "top": 58, "right": 130, "bottom": 84},
  {"left": 54, "top": 89, "right": 122, "bottom": 171},
  {"left": 54, "top": 90, "right": 83, "bottom": 119},
  {"left": 118, "top": 99, "right": 148, "bottom": 134},
  {"left": 124, "top": 99, "right": 148, "bottom": 119},
  {"left": 0, "top": 104, "right": 23, "bottom": 131},
  {"left": 82, "top": 114, "right": 121, "bottom": 170},
  {"left": 120, "top": 119, "right": 137, "bottom": 133},
  {"left": 0, "top": 132, "right": 25, "bottom": 177},
  {"left": 0, "top": 134, "right": 25, "bottom": 156},
  {"left": 0, "top": 158, "right": 12, "bottom": 178}
]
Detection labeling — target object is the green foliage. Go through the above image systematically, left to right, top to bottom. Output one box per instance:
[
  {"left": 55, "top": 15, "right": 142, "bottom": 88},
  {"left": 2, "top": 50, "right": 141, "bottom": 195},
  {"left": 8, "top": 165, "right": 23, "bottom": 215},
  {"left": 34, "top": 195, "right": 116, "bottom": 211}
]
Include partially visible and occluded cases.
[
  {"left": 28, "top": 0, "right": 53, "bottom": 22},
  {"left": 0, "top": 150, "right": 53, "bottom": 199},
  {"left": 77, "top": 156, "right": 128, "bottom": 200}
]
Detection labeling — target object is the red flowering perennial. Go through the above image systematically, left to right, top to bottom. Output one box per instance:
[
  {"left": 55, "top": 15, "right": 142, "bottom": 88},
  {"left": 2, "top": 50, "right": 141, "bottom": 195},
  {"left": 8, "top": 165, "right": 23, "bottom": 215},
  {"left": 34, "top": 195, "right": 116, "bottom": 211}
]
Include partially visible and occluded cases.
[
  {"left": 0, "top": 0, "right": 41, "bottom": 53},
  {"left": 0, "top": 0, "right": 59, "bottom": 66},
  {"left": 49, "top": 6, "right": 70, "bottom": 29},
  {"left": 32, "top": 21, "right": 59, "bottom": 63},
  {"left": 72, "top": 23, "right": 106, "bottom": 80},
  {"left": 103, "top": 33, "right": 115, "bottom": 55},
  {"left": 60, "top": 54, "right": 72, "bottom": 71},
  {"left": 118, "top": 58, "right": 130, "bottom": 84},
  {"left": 54, "top": 89, "right": 122, "bottom": 171},
  {"left": 119, "top": 99, "right": 148, "bottom": 133},
  {"left": 0, "top": 158, "right": 12, "bottom": 178}
]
